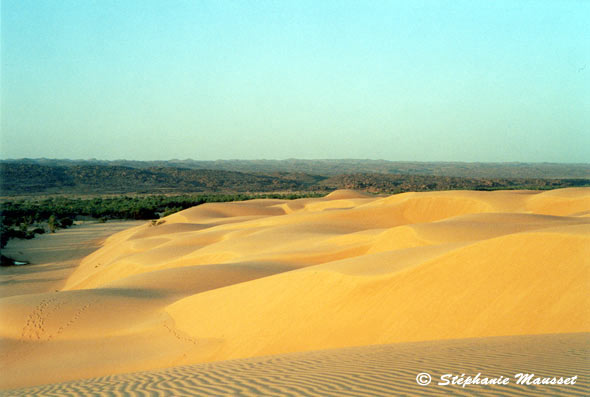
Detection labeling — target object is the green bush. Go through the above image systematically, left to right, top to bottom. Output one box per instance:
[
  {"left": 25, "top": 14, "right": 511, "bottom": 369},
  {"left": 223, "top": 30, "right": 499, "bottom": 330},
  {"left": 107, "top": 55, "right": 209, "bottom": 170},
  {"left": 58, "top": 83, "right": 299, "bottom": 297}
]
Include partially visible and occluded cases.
[
  {"left": 162, "top": 206, "right": 183, "bottom": 217},
  {"left": 48, "top": 215, "right": 57, "bottom": 233},
  {"left": 59, "top": 217, "right": 74, "bottom": 228}
]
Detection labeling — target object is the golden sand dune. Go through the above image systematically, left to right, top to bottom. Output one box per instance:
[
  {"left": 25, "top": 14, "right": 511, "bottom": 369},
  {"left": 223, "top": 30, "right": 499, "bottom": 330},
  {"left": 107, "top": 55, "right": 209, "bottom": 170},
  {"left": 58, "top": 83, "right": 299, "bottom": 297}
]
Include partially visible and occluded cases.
[
  {"left": 0, "top": 188, "right": 588, "bottom": 390},
  {"left": 5, "top": 333, "right": 588, "bottom": 396}
]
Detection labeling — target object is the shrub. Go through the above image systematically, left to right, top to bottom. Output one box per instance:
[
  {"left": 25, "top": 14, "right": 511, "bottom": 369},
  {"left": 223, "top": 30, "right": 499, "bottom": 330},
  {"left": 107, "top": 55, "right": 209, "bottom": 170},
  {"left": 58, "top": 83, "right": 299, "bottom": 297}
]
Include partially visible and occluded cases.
[
  {"left": 162, "top": 206, "right": 183, "bottom": 217},
  {"left": 48, "top": 215, "right": 57, "bottom": 233},
  {"left": 59, "top": 217, "right": 74, "bottom": 228}
]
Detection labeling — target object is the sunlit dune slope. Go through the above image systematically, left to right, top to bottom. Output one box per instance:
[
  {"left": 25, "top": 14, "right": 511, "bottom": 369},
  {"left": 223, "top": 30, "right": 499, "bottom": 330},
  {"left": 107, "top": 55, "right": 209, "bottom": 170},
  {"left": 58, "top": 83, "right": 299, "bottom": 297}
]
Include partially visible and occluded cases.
[
  {"left": 61, "top": 187, "right": 590, "bottom": 359},
  {"left": 1, "top": 188, "right": 588, "bottom": 389},
  {"left": 54, "top": 188, "right": 590, "bottom": 350},
  {"left": 61, "top": 188, "right": 590, "bottom": 290}
]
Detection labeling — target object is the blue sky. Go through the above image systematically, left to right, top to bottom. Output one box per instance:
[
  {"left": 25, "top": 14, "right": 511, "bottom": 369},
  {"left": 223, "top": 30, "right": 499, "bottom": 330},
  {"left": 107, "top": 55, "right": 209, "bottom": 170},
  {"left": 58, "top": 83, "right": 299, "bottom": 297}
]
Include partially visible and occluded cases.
[{"left": 1, "top": 0, "right": 589, "bottom": 162}]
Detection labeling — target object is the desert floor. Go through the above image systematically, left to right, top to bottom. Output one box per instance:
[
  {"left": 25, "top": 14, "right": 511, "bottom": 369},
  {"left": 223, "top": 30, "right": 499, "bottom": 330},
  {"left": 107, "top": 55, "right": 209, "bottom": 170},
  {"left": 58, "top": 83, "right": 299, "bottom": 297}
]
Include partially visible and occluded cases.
[
  {"left": 1, "top": 189, "right": 588, "bottom": 395},
  {"left": 0, "top": 221, "right": 145, "bottom": 298}
]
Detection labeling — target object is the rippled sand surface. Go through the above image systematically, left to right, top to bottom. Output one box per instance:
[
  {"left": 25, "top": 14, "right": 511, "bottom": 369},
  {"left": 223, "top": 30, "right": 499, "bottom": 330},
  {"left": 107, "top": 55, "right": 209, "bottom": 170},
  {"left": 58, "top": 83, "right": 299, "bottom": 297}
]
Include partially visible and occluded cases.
[{"left": 5, "top": 333, "right": 588, "bottom": 396}]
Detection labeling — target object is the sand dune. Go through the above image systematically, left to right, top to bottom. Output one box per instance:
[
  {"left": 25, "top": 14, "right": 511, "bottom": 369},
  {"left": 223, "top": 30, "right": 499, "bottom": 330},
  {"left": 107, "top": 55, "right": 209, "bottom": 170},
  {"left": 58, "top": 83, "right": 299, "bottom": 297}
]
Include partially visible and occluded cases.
[
  {"left": 0, "top": 188, "right": 588, "bottom": 390},
  {"left": 5, "top": 333, "right": 588, "bottom": 396}
]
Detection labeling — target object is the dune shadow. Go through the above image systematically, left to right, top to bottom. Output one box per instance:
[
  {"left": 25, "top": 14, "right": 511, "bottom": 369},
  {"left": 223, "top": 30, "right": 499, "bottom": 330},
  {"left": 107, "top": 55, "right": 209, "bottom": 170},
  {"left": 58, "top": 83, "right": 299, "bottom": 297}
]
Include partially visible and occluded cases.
[
  {"left": 0, "top": 263, "right": 76, "bottom": 276},
  {"left": 0, "top": 277, "right": 62, "bottom": 286}
]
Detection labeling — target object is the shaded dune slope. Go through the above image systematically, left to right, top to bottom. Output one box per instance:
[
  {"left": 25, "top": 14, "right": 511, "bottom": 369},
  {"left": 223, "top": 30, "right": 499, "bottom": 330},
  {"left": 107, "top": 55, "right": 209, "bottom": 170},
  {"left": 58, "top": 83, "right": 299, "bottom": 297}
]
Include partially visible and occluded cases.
[{"left": 1, "top": 188, "right": 588, "bottom": 389}]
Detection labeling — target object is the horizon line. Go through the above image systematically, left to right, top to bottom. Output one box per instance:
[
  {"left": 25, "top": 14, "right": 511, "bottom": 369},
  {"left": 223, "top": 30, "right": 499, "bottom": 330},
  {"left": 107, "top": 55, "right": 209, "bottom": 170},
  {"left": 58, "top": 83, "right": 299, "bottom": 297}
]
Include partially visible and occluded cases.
[{"left": 1, "top": 157, "right": 589, "bottom": 165}]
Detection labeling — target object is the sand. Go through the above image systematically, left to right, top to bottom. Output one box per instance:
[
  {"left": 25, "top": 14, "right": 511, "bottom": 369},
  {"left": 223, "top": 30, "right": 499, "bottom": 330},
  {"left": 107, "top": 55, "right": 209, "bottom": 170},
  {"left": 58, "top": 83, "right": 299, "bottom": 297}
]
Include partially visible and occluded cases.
[
  {"left": 0, "top": 188, "right": 588, "bottom": 393},
  {"left": 0, "top": 221, "right": 145, "bottom": 298},
  {"left": 5, "top": 333, "right": 588, "bottom": 396}
]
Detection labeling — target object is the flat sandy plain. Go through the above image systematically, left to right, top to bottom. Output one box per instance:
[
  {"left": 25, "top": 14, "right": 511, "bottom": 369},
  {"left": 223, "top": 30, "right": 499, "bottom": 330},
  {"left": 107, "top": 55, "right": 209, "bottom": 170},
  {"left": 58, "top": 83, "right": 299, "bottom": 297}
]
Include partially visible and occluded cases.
[{"left": 1, "top": 188, "right": 589, "bottom": 395}]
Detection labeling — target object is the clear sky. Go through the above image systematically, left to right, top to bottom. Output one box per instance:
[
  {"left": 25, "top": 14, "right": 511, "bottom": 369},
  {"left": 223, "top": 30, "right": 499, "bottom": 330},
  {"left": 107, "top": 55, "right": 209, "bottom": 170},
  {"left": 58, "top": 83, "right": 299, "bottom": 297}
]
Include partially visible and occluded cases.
[{"left": 1, "top": 0, "right": 589, "bottom": 162}]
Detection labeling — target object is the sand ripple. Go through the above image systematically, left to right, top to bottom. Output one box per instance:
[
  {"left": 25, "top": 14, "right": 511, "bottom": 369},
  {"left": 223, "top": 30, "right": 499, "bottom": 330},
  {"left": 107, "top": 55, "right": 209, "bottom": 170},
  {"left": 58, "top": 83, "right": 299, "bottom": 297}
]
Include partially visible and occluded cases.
[{"left": 4, "top": 333, "right": 588, "bottom": 396}]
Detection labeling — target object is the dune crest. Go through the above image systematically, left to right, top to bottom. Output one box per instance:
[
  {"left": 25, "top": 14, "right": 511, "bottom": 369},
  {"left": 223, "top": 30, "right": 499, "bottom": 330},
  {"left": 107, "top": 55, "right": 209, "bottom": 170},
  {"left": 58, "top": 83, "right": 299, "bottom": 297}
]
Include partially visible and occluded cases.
[{"left": 1, "top": 188, "right": 589, "bottom": 389}]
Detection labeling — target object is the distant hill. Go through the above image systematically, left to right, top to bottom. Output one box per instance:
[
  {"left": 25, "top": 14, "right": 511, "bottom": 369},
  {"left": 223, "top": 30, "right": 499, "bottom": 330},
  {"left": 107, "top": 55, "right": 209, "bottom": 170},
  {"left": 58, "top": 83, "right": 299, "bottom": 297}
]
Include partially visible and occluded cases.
[
  {"left": 3, "top": 158, "right": 589, "bottom": 178},
  {"left": 1, "top": 160, "right": 589, "bottom": 196},
  {"left": 0, "top": 163, "right": 325, "bottom": 196},
  {"left": 318, "top": 173, "right": 590, "bottom": 193}
]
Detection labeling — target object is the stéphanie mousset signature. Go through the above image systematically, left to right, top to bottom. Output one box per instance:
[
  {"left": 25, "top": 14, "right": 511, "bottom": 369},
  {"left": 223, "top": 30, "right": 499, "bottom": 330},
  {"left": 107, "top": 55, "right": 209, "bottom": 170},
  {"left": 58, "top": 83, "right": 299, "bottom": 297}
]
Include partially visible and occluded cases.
[{"left": 415, "top": 372, "right": 578, "bottom": 388}]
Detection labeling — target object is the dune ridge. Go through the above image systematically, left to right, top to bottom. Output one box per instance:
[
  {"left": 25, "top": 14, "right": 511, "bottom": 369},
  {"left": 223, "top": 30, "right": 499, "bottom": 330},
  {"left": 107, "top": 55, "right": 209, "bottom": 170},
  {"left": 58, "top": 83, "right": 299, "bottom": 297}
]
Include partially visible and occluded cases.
[{"left": 1, "top": 188, "right": 588, "bottom": 390}]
